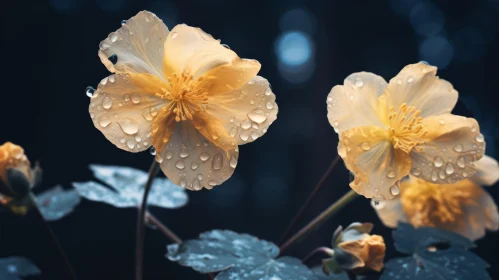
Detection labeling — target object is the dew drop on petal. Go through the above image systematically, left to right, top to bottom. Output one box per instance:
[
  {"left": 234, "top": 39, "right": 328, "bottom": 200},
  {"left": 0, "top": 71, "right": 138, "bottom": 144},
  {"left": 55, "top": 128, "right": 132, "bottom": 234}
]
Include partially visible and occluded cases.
[
  {"left": 121, "top": 20, "right": 127, "bottom": 25},
  {"left": 171, "top": 32, "right": 178, "bottom": 39},
  {"left": 407, "top": 76, "right": 414, "bottom": 83},
  {"left": 354, "top": 78, "right": 363, "bottom": 87},
  {"left": 86, "top": 86, "right": 95, "bottom": 97},
  {"left": 131, "top": 93, "right": 141, "bottom": 104},
  {"left": 124, "top": 95, "right": 131, "bottom": 102},
  {"left": 102, "top": 96, "right": 113, "bottom": 109},
  {"left": 266, "top": 101, "right": 274, "bottom": 110},
  {"left": 247, "top": 109, "right": 267, "bottom": 124},
  {"left": 99, "top": 116, "right": 111, "bottom": 128},
  {"left": 117, "top": 119, "right": 139, "bottom": 135},
  {"left": 241, "top": 119, "right": 252, "bottom": 129},
  {"left": 439, "top": 119, "right": 445, "bottom": 125},
  {"left": 229, "top": 126, "right": 238, "bottom": 137},
  {"left": 240, "top": 131, "right": 250, "bottom": 141},
  {"left": 250, "top": 131, "right": 259, "bottom": 140},
  {"left": 475, "top": 134, "right": 484, "bottom": 143},
  {"left": 126, "top": 140, "right": 135, "bottom": 149},
  {"left": 360, "top": 142, "right": 371, "bottom": 151},
  {"left": 454, "top": 144, "right": 463, "bottom": 152},
  {"left": 150, "top": 147, "right": 156, "bottom": 155},
  {"left": 179, "top": 147, "right": 189, "bottom": 158},
  {"left": 165, "top": 151, "right": 173, "bottom": 160},
  {"left": 200, "top": 152, "right": 210, "bottom": 162},
  {"left": 212, "top": 154, "right": 223, "bottom": 170},
  {"left": 156, "top": 155, "right": 164, "bottom": 163},
  {"left": 229, "top": 157, "right": 237, "bottom": 168},
  {"left": 433, "top": 157, "right": 443, "bottom": 167},
  {"left": 457, "top": 157, "right": 466, "bottom": 168},
  {"left": 175, "top": 160, "right": 185, "bottom": 170},
  {"left": 191, "top": 162, "right": 199, "bottom": 170},
  {"left": 445, "top": 162, "right": 455, "bottom": 175},
  {"left": 411, "top": 168, "right": 421, "bottom": 176},
  {"left": 386, "top": 170, "right": 396, "bottom": 179},
  {"left": 431, "top": 171, "right": 438, "bottom": 182},
  {"left": 462, "top": 172, "right": 469, "bottom": 178},
  {"left": 197, "top": 174, "right": 203, "bottom": 180},
  {"left": 179, "top": 178, "right": 187, "bottom": 188},
  {"left": 192, "top": 178, "right": 201, "bottom": 190},
  {"left": 208, "top": 180, "right": 217, "bottom": 187},
  {"left": 390, "top": 183, "right": 400, "bottom": 196},
  {"left": 371, "top": 199, "right": 386, "bottom": 210}
]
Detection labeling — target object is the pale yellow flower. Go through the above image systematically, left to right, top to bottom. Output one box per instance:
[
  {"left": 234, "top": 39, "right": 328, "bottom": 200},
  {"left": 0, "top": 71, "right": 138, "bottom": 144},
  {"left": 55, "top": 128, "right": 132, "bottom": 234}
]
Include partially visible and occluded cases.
[
  {"left": 89, "top": 11, "right": 278, "bottom": 190},
  {"left": 327, "top": 62, "right": 485, "bottom": 200},
  {"left": 373, "top": 155, "right": 499, "bottom": 240}
]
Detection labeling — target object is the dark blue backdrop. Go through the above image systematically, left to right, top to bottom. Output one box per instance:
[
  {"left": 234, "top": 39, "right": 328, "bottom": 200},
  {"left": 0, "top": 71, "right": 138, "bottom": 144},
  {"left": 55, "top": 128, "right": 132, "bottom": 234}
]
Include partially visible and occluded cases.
[{"left": 2, "top": 0, "right": 499, "bottom": 279}]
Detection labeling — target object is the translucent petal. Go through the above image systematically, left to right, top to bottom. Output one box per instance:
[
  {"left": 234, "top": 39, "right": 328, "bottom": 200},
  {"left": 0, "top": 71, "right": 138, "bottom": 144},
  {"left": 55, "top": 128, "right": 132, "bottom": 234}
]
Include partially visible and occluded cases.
[
  {"left": 98, "top": 11, "right": 169, "bottom": 78},
  {"left": 163, "top": 24, "right": 260, "bottom": 95},
  {"left": 383, "top": 62, "right": 458, "bottom": 118},
  {"left": 327, "top": 72, "right": 387, "bottom": 134},
  {"left": 89, "top": 73, "right": 167, "bottom": 152},
  {"left": 205, "top": 76, "right": 278, "bottom": 145},
  {"left": 191, "top": 111, "right": 238, "bottom": 151},
  {"left": 409, "top": 114, "right": 485, "bottom": 184},
  {"left": 155, "top": 122, "right": 238, "bottom": 190},
  {"left": 339, "top": 125, "right": 411, "bottom": 199},
  {"left": 471, "top": 155, "right": 499, "bottom": 186},
  {"left": 73, "top": 181, "right": 138, "bottom": 208},
  {"left": 371, "top": 197, "right": 408, "bottom": 228}
]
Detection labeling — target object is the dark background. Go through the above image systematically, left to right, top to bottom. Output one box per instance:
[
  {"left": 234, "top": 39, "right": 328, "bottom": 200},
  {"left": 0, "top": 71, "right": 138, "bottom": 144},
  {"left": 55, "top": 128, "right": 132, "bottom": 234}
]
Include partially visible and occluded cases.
[{"left": 2, "top": 0, "right": 499, "bottom": 279}]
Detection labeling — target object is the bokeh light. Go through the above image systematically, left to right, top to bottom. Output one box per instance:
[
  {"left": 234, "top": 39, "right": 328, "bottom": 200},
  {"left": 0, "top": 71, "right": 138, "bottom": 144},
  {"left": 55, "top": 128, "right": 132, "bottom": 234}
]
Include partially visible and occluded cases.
[
  {"left": 409, "top": 2, "right": 445, "bottom": 37},
  {"left": 279, "top": 8, "right": 317, "bottom": 34},
  {"left": 275, "top": 31, "right": 315, "bottom": 84},
  {"left": 419, "top": 36, "right": 454, "bottom": 69}
]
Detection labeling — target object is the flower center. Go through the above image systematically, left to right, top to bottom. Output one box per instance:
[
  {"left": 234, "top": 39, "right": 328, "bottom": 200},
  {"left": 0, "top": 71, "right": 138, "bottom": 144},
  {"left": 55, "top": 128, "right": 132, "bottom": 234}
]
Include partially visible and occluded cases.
[
  {"left": 156, "top": 73, "right": 208, "bottom": 122},
  {"left": 388, "top": 103, "right": 427, "bottom": 154}
]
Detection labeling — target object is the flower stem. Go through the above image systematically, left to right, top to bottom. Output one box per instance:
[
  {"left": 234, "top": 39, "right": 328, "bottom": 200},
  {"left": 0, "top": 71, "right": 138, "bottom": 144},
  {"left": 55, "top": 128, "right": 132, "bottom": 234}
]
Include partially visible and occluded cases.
[
  {"left": 278, "top": 155, "right": 340, "bottom": 245},
  {"left": 135, "top": 160, "right": 161, "bottom": 280},
  {"left": 279, "top": 189, "right": 358, "bottom": 253},
  {"left": 29, "top": 194, "right": 77, "bottom": 280},
  {"left": 144, "top": 211, "right": 182, "bottom": 244},
  {"left": 301, "top": 247, "right": 334, "bottom": 264}
]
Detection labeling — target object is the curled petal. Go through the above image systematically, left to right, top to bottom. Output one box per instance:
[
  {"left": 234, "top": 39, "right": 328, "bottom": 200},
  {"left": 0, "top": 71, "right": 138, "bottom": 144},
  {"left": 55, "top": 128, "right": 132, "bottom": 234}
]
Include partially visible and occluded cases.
[
  {"left": 98, "top": 11, "right": 169, "bottom": 78},
  {"left": 163, "top": 24, "right": 260, "bottom": 95},
  {"left": 383, "top": 62, "right": 458, "bottom": 118},
  {"left": 327, "top": 72, "right": 387, "bottom": 133},
  {"left": 89, "top": 73, "right": 168, "bottom": 152},
  {"left": 206, "top": 76, "right": 278, "bottom": 145},
  {"left": 192, "top": 111, "right": 238, "bottom": 151},
  {"left": 409, "top": 114, "right": 485, "bottom": 184},
  {"left": 155, "top": 122, "right": 238, "bottom": 190},
  {"left": 339, "top": 126, "right": 410, "bottom": 199},
  {"left": 471, "top": 155, "right": 499, "bottom": 186},
  {"left": 400, "top": 178, "right": 499, "bottom": 240},
  {"left": 371, "top": 197, "right": 408, "bottom": 228},
  {"left": 337, "top": 235, "right": 386, "bottom": 272}
]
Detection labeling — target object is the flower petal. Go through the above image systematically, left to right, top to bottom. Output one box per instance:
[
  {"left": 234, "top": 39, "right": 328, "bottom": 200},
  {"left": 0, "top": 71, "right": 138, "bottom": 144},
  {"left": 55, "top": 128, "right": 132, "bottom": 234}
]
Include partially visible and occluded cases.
[
  {"left": 98, "top": 11, "right": 169, "bottom": 78},
  {"left": 163, "top": 24, "right": 261, "bottom": 95},
  {"left": 384, "top": 62, "right": 458, "bottom": 118},
  {"left": 327, "top": 72, "right": 387, "bottom": 134},
  {"left": 89, "top": 73, "right": 168, "bottom": 152},
  {"left": 206, "top": 76, "right": 278, "bottom": 145},
  {"left": 191, "top": 111, "right": 238, "bottom": 151},
  {"left": 409, "top": 114, "right": 485, "bottom": 184},
  {"left": 155, "top": 121, "right": 238, "bottom": 190},
  {"left": 339, "top": 126, "right": 411, "bottom": 199},
  {"left": 471, "top": 155, "right": 499, "bottom": 186},
  {"left": 460, "top": 184, "right": 499, "bottom": 240},
  {"left": 371, "top": 197, "right": 408, "bottom": 228}
]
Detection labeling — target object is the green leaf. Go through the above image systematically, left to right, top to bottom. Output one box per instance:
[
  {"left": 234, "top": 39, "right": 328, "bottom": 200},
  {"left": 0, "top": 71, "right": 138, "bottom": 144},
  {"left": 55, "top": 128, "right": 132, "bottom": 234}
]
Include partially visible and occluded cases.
[
  {"left": 36, "top": 186, "right": 81, "bottom": 221},
  {"left": 381, "top": 223, "right": 491, "bottom": 280},
  {"left": 167, "top": 230, "right": 318, "bottom": 280},
  {"left": 0, "top": 257, "right": 40, "bottom": 280}
]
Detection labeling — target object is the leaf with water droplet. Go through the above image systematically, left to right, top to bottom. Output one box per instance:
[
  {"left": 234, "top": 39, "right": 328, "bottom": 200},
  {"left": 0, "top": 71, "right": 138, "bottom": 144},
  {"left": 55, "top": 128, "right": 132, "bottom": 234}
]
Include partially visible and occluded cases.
[
  {"left": 73, "top": 165, "right": 188, "bottom": 209},
  {"left": 36, "top": 186, "right": 81, "bottom": 221},
  {"left": 380, "top": 223, "right": 491, "bottom": 280},
  {"left": 167, "top": 230, "right": 318, "bottom": 279},
  {"left": 0, "top": 256, "right": 40, "bottom": 279}
]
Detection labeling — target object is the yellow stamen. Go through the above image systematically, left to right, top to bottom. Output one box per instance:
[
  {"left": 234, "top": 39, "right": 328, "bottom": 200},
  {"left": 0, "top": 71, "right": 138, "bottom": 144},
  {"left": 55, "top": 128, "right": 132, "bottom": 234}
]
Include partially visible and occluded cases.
[
  {"left": 156, "top": 72, "right": 208, "bottom": 122},
  {"left": 388, "top": 103, "right": 427, "bottom": 154}
]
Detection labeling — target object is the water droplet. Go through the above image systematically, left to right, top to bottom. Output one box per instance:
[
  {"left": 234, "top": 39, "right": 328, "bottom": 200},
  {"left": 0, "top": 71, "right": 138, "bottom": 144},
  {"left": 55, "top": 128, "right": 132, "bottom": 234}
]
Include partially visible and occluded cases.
[
  {"left": 121, "top": 20, "right": 127, "bottom": 25},
  {"left": 171, "top": 32, "right": 178, "bottom": 39},
  {"left": 110, "top": 33, "right": 118, "bottom": 42},
  {"left": 99, "top": 41, "right": 110, "bottom": 50},
  {"left": 221, "top": 44, "right": 230, "bottom": 49},
  {"left": 108, "top": 54, "right": 118, "bottom": 65},
  {"left": 407, "top": 76, "right": 414, "bottom": 83},
  {"left": 354, "top": 78, "right": 363, "bottom": 87},
  {"left": 397, "top": 79, "right": 402, "bottom": 85},
  {"left": 86, "top": 86, "right": 95, "bottom": 97},
  {"left": 265, "top": 88, "right": 272, "bottom": 96},
  {"left": 131, "top": 93, "right": 141, "bottom": 104},
  {"left": 124, "top": 95, "right": 131, "bottom": 102},
  {"left": 102, "top": 96, "right": 113, "bottom": 109},
  {"left": 249, "top": 99, "right": 255, "bottom": 105},
  {"left": 266, "top": 101, "right": 274, "bottom": 110},
  {"left": 150, "top": 107, "right": 158, "bottom": 117},
  {"left": 142, "top": 109, "right": 153, "bottom": 121},
  {"left": 248, "top": 109, "right": 267, "bottom": 124},
  {"left": 99, "top": 116, "right": 111, "bottom": 127},
  {"left": 229, "top": 116, "right": 235, "bottom": 123},
  {"left": 117, "top": 119, "right": 139, "bottom": 135},
  {"left": 241, "top": 119, "right": 251, "bottom": 129},
  {"left": 439, "top": 119, "right": 445, "bottom": 125},
  {"left": 333, "top": 120, "right": 339, "bottom": 127},
  {"left": 229, "top": 126, "right": 238, "bottom": 137},
  {"left": 471, "top": 126, "right": 477, "bottom": 133},
  {"left": 240, "top": 131, "right": 250, "bottom": 141},
  {"left": 250, "top": 131, "right": 259, "bottom": 140},
  {"left": 475, "top": 134, "right": 484, "bottom": 143},
  {"left": 135, "top": 135, "right": 142, "bottom": 142},
  {"left": 120, "top": 138, "right": 126, "bottom": 144},
  {"left": 126, "top": 140, "right": 135, "bottom": 149},
  {"left": 360, "top": 142, "right": 371, "bottom": 151},
  {"left": 454, "top": 145, "right": 463, "bottom": 152},
  {"left": 150, "top": 147, "right": 156, "bottom": 155},
  {"left": 179, "top": 147, "right": 189, "bottom": 158},
  {"left": 165, "top": 151, "right": 173, "bottom": 159},
  {"left": 200, "top": 152, "right": 210, "bottom": 162},
  {"left": 212, "top": 154, "right": 223, "bottom": 170},
  {"left": 156, "top": 155, "right": 164, "bottom": 163},
  {"left": 229, "top": 157, "right": 237, "bottom": 168},
  {"left": 433, "top": 157, "right": 443, "bottom": 167},
  {"left": 457, "top": 157, "right": 466, "bottom": 168},
  {"left": 175, "top": 160, "right": 185, "bottom": 170},
  {"left": 191, "top": 162, "right": 199, "bottom": 170},
  {"left": 445, "top": 163, "right": 455, "bottom": 175},
  {"left": 411, "top": 168, "right": 421, "bottom": 176},
  {"left": 386, "top": 170, "right": 396, "bottom": 179},
  {"left": 439, "top": 170, "right": 446, "bottom": 179},
  {"left": 431, "top": 171, "right": 438, "bottom": 182},
  {"left": 462, "top": 172, "right": 469, "bottom": 178},
  {"left": 197, "top": 174, "right": 203, "bottom": 180},
  {"left": 179, "top": 178, "right": 187, "bottom": 188},
  {"left": 192, "top": 179, "right": 201, "bottom": 190},
  {"left": 208, "top": 180, "right": 217, "bottom": 187},
  {"left": 390, "top": 183, "right": 400, "bottom": 196},
  {"left": 371, "top": 199, "right": 386, "bottom": 210}
]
